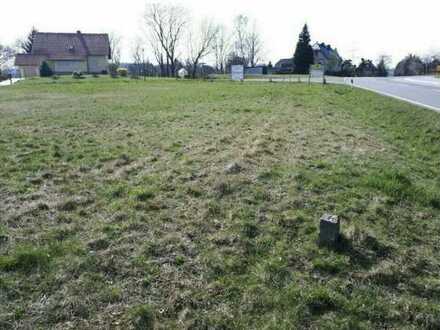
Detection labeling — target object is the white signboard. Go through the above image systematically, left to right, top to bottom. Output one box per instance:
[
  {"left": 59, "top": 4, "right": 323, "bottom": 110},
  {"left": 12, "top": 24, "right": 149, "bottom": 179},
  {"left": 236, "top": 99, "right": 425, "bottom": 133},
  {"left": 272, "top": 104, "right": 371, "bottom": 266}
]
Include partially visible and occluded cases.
[
  {"left": 231, "top": 65, "right": 244, "bottom": 81},
  {"left": 310, "top": 68, "right": 324, "bottom": 79}
]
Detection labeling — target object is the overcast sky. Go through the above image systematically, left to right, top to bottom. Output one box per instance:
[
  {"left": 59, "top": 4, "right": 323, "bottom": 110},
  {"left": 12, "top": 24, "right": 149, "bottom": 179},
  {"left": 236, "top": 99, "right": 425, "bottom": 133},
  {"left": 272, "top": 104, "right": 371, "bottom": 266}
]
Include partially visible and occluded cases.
[{"left": 1, "top": 0, "right": 439, "bottom": 66}]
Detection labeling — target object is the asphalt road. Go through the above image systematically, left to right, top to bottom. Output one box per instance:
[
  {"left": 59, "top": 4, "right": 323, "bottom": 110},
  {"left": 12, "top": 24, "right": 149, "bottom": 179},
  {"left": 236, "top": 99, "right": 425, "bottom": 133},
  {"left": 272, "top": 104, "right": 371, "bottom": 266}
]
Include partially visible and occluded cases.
[
  {"left": 247, "top": 75, "right": 440, "bottom": 112},
  {"left": 349, "top": 76, "right": 440, "bottom": 112}
]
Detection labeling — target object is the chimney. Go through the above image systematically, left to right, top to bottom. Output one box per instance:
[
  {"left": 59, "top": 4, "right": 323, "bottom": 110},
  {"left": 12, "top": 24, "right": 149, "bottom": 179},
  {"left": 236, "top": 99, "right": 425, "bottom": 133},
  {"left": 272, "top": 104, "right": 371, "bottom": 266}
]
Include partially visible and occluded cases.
[{"left": 77, "top": 30, "right": 81, "bottom": 34}]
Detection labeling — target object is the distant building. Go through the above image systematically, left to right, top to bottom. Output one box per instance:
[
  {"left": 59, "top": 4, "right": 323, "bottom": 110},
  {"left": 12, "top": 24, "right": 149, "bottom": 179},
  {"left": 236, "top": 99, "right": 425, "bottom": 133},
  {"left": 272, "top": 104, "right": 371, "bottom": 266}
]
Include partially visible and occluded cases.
[
  {"left": 15, "top": 31, "right": 110, "bottom": 77},
  {"left": 312, "top": 42, "right": 342, "bottom": 73},
  {"left": 394, "top": 55, "right": 424, "bottom": 76},
  {"left": 274, "top": 58, "right": 294, "bottom": 74},
  {"left": 245, "top": 66, "right": 268, "bottom": 75}
]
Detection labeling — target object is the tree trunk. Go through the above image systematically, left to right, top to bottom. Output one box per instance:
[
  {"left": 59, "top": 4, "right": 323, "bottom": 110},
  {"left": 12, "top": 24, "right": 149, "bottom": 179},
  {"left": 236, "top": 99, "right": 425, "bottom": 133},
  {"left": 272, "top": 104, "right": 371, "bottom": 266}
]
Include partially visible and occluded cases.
[
  {"left": 170, "top": 60, "right": 176, "bottom": 77},
  {"left": 192, "top": 61, "right": 198, "bottom": 79}
]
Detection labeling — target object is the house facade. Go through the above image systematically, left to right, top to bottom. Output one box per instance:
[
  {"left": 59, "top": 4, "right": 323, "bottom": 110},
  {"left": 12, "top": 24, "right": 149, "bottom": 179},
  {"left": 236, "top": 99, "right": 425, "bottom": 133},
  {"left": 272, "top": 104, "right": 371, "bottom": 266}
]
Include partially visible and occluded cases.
[
  {"left": 15, "top": 31, "right": 110, "bottom": 77},
  {"left": 274, "top": 42, "right": 343, "bottom": 74},
  {"left": 312, "top": 42, "right": 343, "bottom": 73},
  {"left": 274, "top": 58, "right": 294, "bottom": 74},
  {"left": 245, "top": 66, "right": 268, "bottom": 75}
]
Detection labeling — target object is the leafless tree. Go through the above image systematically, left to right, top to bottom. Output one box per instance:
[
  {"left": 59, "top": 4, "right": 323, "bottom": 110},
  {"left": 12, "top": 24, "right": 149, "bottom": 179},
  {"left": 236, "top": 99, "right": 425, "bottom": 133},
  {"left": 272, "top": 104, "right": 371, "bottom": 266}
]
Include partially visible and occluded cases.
[
  {"left": 144, "top": 3, "right": 187, "bottom": 77},
  {"left": 232, "top": 15, "right": 263, "bottom": 67},
  {"left": 233, "top": 15, "right": 249, "bottom": 65},
  {"left": 187, "top": 19, "right": 219, "bottom": 78},
  {"left": 246, "top": 21, "right": 263, "bottom": 67},
  {"left": 213, "top": 25, "right": 230, "bottom": 73},
  {"left": 109, "top": 32, "right": 122, "bottom": 65},
  {"left": 149, "top": 35, "right": 166, "bottom": 76},
  {"left": 131, "top": 38, "right": 146, "bottom": 77},
  {"left": 0, "top": 43, "right": 4, "bottom": 65},
  {"left": 0, "top": 44, "right": 16, "bottom": 68},
  {"left": 421, "top": 52, "right": 440, "bottom": 74},
  {"left": 377, "top": 54, "right": 392, "bottom": 67}
]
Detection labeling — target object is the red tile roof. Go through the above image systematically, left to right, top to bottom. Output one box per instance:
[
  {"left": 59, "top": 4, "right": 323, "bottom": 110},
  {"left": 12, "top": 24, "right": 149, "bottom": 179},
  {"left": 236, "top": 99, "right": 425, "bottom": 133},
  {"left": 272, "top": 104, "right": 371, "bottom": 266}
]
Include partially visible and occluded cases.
[{"left": 32, "top": 32, "right": 110, "bottom": 60}]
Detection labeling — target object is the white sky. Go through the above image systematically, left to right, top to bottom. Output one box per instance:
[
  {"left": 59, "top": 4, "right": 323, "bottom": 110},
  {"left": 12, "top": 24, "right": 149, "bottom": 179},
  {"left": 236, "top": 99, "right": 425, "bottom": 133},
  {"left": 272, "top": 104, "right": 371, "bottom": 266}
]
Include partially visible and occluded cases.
[{"left": 1, "top": 0, "right": 439, "bottom": 66}]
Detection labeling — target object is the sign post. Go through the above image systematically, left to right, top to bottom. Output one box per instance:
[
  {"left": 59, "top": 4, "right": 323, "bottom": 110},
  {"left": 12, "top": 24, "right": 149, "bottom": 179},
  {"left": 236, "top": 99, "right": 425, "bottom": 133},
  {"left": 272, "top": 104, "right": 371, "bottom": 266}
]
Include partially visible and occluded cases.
[
  {"left": 309, "top": 64, "right": 325, "bottom": 84},
  {"left": 231, "top": 65, "right": 244, "bottom": 82}
]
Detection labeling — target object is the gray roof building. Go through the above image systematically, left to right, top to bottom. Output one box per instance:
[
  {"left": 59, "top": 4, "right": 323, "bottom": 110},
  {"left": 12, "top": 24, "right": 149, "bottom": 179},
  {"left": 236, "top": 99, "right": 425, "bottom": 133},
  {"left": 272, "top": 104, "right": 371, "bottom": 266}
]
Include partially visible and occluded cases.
[{"left": 15, "top": 31, "right": 111, "bottom": 77}]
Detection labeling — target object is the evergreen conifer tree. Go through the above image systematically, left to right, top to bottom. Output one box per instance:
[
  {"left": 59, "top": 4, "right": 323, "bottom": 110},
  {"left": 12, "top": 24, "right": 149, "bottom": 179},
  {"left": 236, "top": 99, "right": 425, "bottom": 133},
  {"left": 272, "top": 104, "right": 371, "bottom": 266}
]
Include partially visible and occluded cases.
[
  {"left": 293, "top": 24, "right": 314, "bottom": 74},
  {"left": 22, "top": 27, "right": 38, "bottom": 54},
  {"left": 376, "top": 59, "right": 388, "bottom": 77},
  {"left": 40, "top": 61, "right": 53, "bottom": 77}
]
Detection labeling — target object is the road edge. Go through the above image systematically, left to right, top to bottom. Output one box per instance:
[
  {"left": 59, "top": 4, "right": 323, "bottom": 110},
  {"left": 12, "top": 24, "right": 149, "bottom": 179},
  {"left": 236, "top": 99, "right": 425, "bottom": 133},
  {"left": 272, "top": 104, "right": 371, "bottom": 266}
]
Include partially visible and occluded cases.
[{"left": 351, "top": 83, "right": 440, "bottom": 113}]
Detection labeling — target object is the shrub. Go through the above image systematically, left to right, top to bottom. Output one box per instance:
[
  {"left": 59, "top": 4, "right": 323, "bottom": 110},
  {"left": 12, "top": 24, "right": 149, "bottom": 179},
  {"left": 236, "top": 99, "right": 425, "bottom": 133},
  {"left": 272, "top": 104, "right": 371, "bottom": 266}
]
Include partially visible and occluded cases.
[
  {"left": 40, "top": 61, "right": 53, "bottom": 77},
  {"left": 109, "top": 64, "right": 118, "bottom": 78},
  {"left": 117, "top": 68, "right": 128, "bottom": 77},
  {"left": 72, "top": 71, "right": 83, "bottom": 79}
]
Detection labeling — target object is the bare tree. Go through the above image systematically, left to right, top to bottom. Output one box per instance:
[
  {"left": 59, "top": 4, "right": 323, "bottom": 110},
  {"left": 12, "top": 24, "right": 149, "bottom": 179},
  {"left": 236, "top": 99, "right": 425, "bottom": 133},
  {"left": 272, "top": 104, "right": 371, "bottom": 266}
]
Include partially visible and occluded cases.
[
  {"left": 144, "top": 3, "right": 187, "bottom": 77},
  {"left": 232, "top": 15, "right": 263, "bottom": 67},
  {"left": 233, "top": 15, "right": 249, "bottom": 65},
  {"left": 187, "top": 19, "right": 219, "bottom": 78},
  {"left": 246, "top": 21, "right": 263, "bottom": 67},
  {"left": 213, "top": 25, "right": 230, "bottom": 73},
  {"left": 109, "top": 32, "right": 122, "bottom": 66},
  {"left": 149, "top": 35, "right": 166, "bottom": 76},
  {"left": 131, "top": 38, "right": 146, "bottom": 77},
  {"left": 0, "top": 44, "right": 16, "bottom": 68},
  {"left": 0, "top": 44, "right": 4, "bottom": 66},
  {"left": 421, "top": 52, "right": 440, "bottom": 74},
  {"left": 376, "top": 54, "right": 392, "bottom": 77},
  {"left": 377, "top": 54, "right": 392, "bottom": 67},
  {"left": 421, "top": 54, "right": 434, "bottom": 74}
]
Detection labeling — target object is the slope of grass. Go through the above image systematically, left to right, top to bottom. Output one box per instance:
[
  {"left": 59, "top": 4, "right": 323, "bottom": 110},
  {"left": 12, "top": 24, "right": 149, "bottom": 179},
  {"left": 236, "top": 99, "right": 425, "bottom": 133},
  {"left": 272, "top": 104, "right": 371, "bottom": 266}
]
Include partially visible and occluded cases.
[{"left": 1, "top": 76, "right": 440, "bottom": 329}]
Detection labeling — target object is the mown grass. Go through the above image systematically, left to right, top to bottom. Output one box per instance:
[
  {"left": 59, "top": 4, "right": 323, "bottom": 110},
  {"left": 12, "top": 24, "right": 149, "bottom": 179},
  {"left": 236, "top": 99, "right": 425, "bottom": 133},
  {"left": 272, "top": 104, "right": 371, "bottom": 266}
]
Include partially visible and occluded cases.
[{"left": 1, "top": 76, "right": 440, "bottom": 328}]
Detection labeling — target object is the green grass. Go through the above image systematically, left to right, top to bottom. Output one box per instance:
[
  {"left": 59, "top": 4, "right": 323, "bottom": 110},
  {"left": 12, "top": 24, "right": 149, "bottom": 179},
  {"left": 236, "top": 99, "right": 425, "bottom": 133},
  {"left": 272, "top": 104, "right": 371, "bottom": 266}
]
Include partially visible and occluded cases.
[{"left": 1, "top": 76, "right": 440, "bottom": 328}]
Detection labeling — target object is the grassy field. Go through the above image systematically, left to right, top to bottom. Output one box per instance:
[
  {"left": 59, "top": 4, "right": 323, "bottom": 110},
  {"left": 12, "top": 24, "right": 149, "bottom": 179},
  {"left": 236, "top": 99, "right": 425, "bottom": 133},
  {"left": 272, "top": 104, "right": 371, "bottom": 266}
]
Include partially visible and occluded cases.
[{"left": 1, "top": 76, "right": 440, "bottom": 329}]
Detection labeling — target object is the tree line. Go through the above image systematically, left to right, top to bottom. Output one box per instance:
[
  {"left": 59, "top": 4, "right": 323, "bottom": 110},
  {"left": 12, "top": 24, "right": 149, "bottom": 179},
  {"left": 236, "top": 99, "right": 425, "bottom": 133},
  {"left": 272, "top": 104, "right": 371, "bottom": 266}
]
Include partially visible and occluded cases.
[
  {"left": 1, "top": 2, "right": 440, "bottom": 79},
  {"left": 117, "top": 3, "right": 265, "bottom": 78}
]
